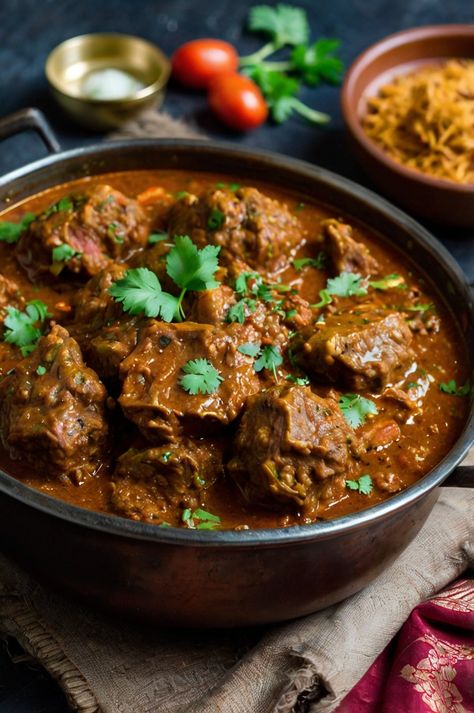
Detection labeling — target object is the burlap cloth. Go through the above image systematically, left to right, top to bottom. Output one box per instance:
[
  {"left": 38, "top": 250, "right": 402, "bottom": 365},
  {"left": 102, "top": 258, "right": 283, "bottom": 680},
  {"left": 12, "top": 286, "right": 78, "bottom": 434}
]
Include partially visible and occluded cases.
[{"left": 0, "top": 111, "right": 473, "bottom": 713}]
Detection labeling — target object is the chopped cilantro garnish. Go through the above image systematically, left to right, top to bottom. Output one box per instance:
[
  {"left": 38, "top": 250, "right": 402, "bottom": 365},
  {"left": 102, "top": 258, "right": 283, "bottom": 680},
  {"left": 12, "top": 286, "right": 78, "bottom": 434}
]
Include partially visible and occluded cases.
[
  {"left": 215, "top": 182, "right": 241, "bottom": 192},
  {"left": 175, "top": 191, "right": 189, "bottom": 200},
  {"left": 43, "top": 196, "right": 74, "bottom": 217},
  {"left": 207, "top": 208, "right": 225, "bottom": 230},
  {"left": 0, "top": 212, "right": 35, "bottom": 244},
  {"left": 148, "top": 232, "right": 168, "bottom": 244},
  {"left": 109, "top": 235, "right": 220, "bottom": 322},
  {"left": 52, "top": 243, "right": 82, "bottom": 263},
  {"left": 292, "top": 253, "right": 326, "bottom": 271},
  {"left": 109, "top": 268, "right": 179, "bottom": 322},
  {"left": 313, "top": 271, "right": 367, "bottom": 308},
  {"left": 369, "top": 273, "right": 406, "bottom": 290},
  {"left": 226, "top": 298, "right": 257, "bottom": 324},
  {"left": 3, "top": 300, "right": 51, "bottom": 356},
  {"left": 403, "top": 303, "right": 434, "bottom": 312},
  {"left": 238, "top": 342, "right": 261, "bottom": 357},
  {"left": 254, "top": 344, "right": 283, "bottom": 379},
  {"left": 179, "top": 358, "right": 223, "bottom": 395},
  {"left": 36, "top": 365, "right": 47, "bottom": 376},
  {"left": 285, "top": 373, "right": 310, "bottom": 386},
  {"left": 439, "top": 379, "right": 471, "bottom": 397},
  {"left": 407, "top": 381, "right": 421, "bottom": 389},
  {"left": 339, "top": 393, "right": 378, "bottom": 428},
  {"left": 161, "top": 451, "right": 172, "bottom": 462},
  {"left": 346, "top": 474, "right": 373, "bottom": 495},
  {"left": 182, "top": 507, "right": 221, "bottom": 530}
]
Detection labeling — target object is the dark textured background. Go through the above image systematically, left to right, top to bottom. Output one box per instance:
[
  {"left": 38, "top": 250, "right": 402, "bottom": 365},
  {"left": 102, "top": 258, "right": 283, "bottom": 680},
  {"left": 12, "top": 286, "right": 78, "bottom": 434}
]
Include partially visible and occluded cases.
[{"left": 0, "top": 1, "right": 473, "bottom": 710}]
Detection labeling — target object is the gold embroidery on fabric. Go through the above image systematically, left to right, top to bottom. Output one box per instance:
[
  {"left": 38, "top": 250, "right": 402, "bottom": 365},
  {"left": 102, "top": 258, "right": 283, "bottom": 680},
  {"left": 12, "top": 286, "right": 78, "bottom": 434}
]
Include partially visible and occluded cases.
[
  {"left": 430, "top": 579, "right": 474, "bottom": 613},
  {"left": 400, "top": 634, "right": 474, "bottom": 713}
]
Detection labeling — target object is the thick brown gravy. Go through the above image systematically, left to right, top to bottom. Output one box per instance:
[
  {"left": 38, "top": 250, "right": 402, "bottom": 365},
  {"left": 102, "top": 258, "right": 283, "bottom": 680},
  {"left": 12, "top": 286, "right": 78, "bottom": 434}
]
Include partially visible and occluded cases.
[{"left": 0, "top": 170, "right": 469, "bottom": 530}]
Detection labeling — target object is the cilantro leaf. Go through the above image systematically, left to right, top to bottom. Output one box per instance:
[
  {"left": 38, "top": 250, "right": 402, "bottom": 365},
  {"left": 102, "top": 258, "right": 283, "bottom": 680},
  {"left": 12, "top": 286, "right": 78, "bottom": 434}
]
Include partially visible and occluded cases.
[
  {"left": 248, "top": 4, "right": 310, "bottom": 47},
  {"left": 291, "top": 39, "right": 344, "bottom": 86},
  {"left": 248, "top": 65, "right": 330, "bottom": 125},
  {"left": 43, "top": 196, "right": 75, "bottom": 217},
  {"left": 207, "top": 208, "right": 225, "bottom": 231},
  {"left": 0, "top": 212, "right": 35, "bottom": 244},
  {"left": 148, "top": 232, "right": 168, "bottom": 244},
  {"left": 166, "top": 235, "right": 220, "bottom": 291},
  {"left": 52, "top": 243, "right": 82, "bottom": 263},
  {"left": 292, "top": 253, "right": 326, "bottom": 271},
  {"left": 108, "top": 268, "right": 179, "bottom": 322},
  {"left": 313, "top": 272, "right": 368, "bottom": 308},
  {"left": 328, "top": 272, "right": 367, "bottom": 297},
  {"left": 369, "top": 273, "right": 406, "bottom": 290},
  {"left": 226, "top": 298, "right": 257, "bottom": 324},
  {"left": 3, "top": 299, "right": 51, "bottom": 355},
  {"left": 403, "top": 303, "right": 434, "bottom": 312},
  {"left": 238, "top": 342, "right": 261, "bottom": 357},
  {"left": 254, "top": 344, "right": 283, "bottom": 378},
  {"left": 179, "top": 358, "right": 223, "bottom": 395},
  {"left": 36, "top": 365, "right": 47, "bottom": 376},
  {"left": 285, "top": 373, "right": 310, "bottom": 385},
  {"left": 439, "top": 379, "right": 471, "bottom": 397},
  {"left": 339, "top": 393, "right": 378, "bottom": 428},
  {"left": 346, "top": 474, "right": 373, "bottom": 495},
  {"left": 182, "top": 507, "right": 221, "bottom": 530}
]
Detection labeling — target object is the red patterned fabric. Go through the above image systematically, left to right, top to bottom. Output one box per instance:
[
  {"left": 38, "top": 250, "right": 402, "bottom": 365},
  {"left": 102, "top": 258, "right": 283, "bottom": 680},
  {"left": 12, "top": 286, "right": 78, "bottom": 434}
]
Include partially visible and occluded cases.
[{"left": 336, "top": 579, "right": 474, "bottom": 713}]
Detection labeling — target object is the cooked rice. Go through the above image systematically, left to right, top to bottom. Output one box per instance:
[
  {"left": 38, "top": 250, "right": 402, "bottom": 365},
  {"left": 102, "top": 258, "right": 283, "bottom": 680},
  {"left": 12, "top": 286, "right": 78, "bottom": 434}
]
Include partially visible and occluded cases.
[{"left": 362, "top": 59, "right": 474, "bottom": 184}]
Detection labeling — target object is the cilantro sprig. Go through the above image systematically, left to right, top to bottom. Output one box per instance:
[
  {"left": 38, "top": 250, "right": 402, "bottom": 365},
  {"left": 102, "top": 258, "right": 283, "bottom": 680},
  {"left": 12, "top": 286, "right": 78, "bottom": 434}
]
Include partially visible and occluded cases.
[
  {"left": 239, "top": 5, "right": 343, "bottom": 126},
  {"left": 0, "top": 212, "right": 35, "bottom": 244},
  {"left": 109, "top": 234, "right": 220, "bottom": 321},
  {"left": 292, "top": 253, "right": 326, "bottom": 271},
  {"left": 3, "top": 300, "right": 51, "bottom": 356},
  {"left": 238, "top": 341, "right": 283, "bottom": 379},
  {"left": 179, "top": 358, "right": 223, "bottom": 395},
  {"left": 439, "top": 379, "right": 471, "bottom": 397},
  {"left": 339, "top": 393, "right": 378, "bottom": 428},
  {"left": 346, "top": 474, "right": 373, "bottom": 495}
]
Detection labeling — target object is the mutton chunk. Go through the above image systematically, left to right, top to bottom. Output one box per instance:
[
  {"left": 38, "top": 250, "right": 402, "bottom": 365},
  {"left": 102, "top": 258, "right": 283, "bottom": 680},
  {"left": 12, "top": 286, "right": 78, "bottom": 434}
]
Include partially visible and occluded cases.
[
  {"left": 16, "top": 184, "right": 149, "bottom": 280},
  {"left": 167, "top": 187, "right": 304, "bottom": 271},
  {"left": 322, "top": 219, "right": 379, "bottom": 276},
  {"left": 70, "top": 264, "right": 143, "bottom": 380},
  {"left": 0, "top": 273, "right": 25, "bottom": 369},
  {"left": 293, "top": 311, "right": 414, "bottom": 390},
  {"left": 119, "top": 321, "right": 261, "bottom": 442},
  {"left": 0, "top": 325, "right": 108, "bottom": 484},
  {"left": 227, "top": 385, "right": 358, "bottom": 517},
  {"left": 111, "top": 439, "right": 223, "bottom": 524}
]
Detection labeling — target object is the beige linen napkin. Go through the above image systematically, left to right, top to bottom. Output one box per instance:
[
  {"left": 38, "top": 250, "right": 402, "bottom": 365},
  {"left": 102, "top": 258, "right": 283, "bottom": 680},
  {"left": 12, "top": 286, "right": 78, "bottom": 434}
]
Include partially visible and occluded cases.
[{"left": 0, "top": 112, "right": 472, "bottom": 713}]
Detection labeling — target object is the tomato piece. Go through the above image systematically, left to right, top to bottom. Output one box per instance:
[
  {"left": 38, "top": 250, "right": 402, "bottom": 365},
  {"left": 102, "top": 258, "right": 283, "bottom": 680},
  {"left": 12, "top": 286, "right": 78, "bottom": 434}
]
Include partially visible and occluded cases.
[
  {"left": 172, "top": 39, "right": 239, "bottom": 89},
  {"left": 208, "top": 74, "right": 268, "bottom": 131}
]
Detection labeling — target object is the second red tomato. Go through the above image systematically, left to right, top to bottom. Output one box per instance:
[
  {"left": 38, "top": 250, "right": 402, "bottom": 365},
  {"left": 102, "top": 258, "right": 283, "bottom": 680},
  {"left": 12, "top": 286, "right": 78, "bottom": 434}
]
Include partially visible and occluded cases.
[{"left": 208, "top": 74, "right": 268, "bottom": 131}]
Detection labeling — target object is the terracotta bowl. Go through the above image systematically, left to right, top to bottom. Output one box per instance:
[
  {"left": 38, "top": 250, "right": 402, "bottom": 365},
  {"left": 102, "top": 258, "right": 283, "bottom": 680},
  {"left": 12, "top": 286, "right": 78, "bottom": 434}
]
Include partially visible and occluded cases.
[{"left": 341, "top": 25, "right": 474, "bottom": 227}]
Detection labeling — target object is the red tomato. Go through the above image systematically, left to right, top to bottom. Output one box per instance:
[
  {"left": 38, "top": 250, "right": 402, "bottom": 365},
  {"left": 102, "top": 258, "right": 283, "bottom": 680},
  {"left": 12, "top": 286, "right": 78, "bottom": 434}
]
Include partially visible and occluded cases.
[
  {"left": 172, "top": 39, "right": 239, "bottom": 89},
  {"left": 208, "top": 74, "right": 268, "bottom": 131}
]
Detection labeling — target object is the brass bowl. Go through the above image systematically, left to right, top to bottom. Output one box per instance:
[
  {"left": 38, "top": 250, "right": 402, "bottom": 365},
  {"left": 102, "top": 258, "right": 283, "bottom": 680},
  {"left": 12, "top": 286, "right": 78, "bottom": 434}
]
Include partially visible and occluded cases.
[{"left": 45, "top": 33, "right": 170, "bottom": 131}]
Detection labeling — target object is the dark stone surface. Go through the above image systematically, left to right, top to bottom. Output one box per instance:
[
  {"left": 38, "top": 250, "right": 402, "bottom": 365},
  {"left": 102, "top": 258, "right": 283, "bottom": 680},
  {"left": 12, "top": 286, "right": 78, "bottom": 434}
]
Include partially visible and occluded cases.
[{"left": 0, "top": 1, "right": 472, "bottom": 710}]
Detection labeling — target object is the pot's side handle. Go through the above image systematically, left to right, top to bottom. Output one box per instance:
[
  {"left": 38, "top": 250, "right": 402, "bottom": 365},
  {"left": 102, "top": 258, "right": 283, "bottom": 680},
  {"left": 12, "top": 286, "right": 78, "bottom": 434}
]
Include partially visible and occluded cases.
[
  {"left": 0, "top": 108, "right": 61, "bottom": 154},
  {"left": 441, "top": 465, "right": 473, "bottom": 488}
]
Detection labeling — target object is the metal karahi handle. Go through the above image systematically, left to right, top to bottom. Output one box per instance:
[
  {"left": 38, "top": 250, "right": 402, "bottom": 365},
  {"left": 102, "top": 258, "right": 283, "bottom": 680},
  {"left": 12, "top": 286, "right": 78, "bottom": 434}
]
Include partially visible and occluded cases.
[{"left": 0, "top": 107, "right": 61, "bottom": 154}]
